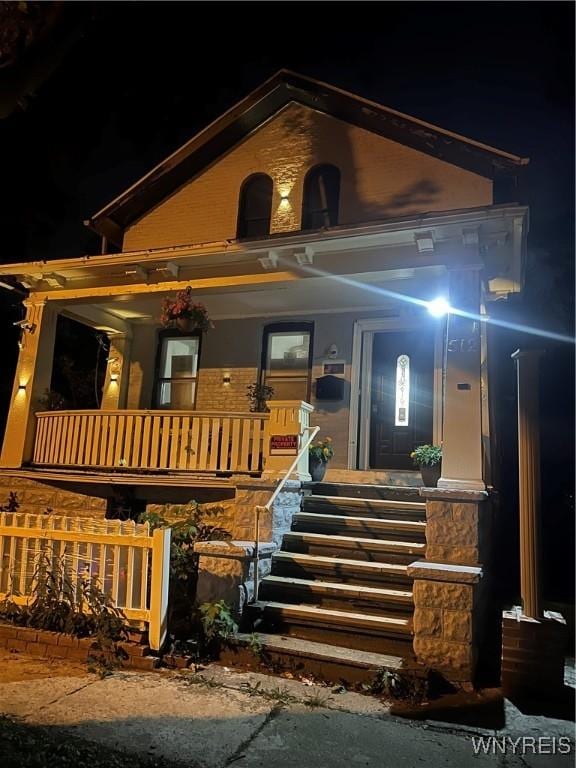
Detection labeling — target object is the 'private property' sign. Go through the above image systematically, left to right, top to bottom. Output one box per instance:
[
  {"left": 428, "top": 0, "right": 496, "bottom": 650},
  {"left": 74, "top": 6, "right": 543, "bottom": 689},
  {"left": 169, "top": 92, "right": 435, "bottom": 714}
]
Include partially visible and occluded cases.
[{"left": 269, "top": 435, "right": 299, "bottom": 455}]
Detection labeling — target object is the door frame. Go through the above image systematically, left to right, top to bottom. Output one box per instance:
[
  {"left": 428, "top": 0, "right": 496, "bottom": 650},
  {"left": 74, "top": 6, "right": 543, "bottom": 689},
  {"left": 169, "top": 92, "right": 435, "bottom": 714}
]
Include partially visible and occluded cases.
[{"left": 348, "top": 317, "right": 444, "bottom": 470}]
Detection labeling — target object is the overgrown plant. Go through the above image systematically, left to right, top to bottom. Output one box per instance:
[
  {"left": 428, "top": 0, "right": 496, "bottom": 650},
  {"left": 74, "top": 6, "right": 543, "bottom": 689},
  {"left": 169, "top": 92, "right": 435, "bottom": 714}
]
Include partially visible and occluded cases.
[
  {"left": 0, "top": 491, "right": 19, "bottom": 513},
  {"left": 139, "top": 501, "right": 231, "bottom": 639},
  {"left": 0, "top": 553, "right": 128, "bottom": 675},
  {"left": 198, "top": 600, "right": 238, "bottom": 654},
  {"left": 368, "top": 667, "right": 430, "bottom": 703}
]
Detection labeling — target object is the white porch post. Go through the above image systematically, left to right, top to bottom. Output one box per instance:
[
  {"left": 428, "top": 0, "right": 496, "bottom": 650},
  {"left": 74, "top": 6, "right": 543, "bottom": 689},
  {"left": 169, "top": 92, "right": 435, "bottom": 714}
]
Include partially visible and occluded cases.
[
  {"left": 438, "top": 266, "right": 485, "bottom": 491},
  {"left": 0, "top": 300, "right": 58, "bottom": 468},
  {"left": 101, "top": 332, "right": 132, "bottom": 410},
  {"left": 511, "top": 349, "right": 543, "bottom": 619}
]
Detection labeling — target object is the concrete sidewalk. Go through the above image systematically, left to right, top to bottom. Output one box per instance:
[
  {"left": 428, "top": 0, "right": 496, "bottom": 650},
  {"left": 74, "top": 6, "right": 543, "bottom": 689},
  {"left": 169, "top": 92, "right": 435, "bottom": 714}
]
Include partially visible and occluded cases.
[{"left": 0, "top": 652, "right": 573, "bottom": 768}]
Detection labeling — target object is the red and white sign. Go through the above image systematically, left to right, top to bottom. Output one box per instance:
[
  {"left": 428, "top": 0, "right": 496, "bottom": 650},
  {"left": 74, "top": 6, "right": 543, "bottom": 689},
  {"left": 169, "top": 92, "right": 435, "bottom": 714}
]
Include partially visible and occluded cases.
[{"left": 269, "top": 435, "right": 299, "bottom": 456}]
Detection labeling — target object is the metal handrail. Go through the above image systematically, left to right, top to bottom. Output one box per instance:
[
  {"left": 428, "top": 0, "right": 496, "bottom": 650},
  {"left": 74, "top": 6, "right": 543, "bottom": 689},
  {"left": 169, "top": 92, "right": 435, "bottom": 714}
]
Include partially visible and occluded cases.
[{"left": 251, "top": 425, "right": 320, "bottom": 604}]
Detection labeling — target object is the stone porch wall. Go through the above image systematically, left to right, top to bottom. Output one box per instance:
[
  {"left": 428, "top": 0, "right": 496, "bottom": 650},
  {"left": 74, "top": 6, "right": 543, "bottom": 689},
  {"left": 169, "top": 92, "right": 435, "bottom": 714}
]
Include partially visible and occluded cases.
[{"left": 0, "top": 476, "right": 107, "bottom": 519}]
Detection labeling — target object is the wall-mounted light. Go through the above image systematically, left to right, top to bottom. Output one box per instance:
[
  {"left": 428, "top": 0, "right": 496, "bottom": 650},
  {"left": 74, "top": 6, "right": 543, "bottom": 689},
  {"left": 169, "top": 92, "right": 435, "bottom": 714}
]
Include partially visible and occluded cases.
[
  {"left": 427, "top": 297, "right": 451, "bottom": 317},
  {"left": 110, "top": 373, "right": 119, "bottom": 383},
  {"left": 222, "top": 373, "right": 231, "bottom": 386},
  {"left": 18, "top": 383, "right": 26, "bottom": 392}
]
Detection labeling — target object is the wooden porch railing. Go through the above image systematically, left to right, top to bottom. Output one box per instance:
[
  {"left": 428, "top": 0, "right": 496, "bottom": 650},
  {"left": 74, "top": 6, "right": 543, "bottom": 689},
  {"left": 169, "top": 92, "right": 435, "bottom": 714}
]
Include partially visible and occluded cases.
[{"left": 33, "top": 410, "right": 270, "bottom": 473}]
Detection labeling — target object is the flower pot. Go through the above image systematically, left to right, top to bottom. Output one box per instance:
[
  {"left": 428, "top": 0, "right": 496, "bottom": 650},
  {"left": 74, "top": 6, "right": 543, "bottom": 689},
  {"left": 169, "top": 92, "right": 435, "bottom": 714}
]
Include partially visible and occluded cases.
[
  {"left": 175, "top": 317, "right": 194, "bottom": 332},
  {"left": 309, "top": 457, "right": 327, "bottom": 482},
  {"left": 420, "top": 464, "right": 441, "bottom": 488}
]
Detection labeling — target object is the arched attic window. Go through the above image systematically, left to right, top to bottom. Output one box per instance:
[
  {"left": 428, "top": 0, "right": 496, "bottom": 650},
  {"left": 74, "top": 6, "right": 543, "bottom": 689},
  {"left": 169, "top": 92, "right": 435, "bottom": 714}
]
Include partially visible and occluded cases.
[
  {"left": 301, "top": 164, "right": 340, "bottom": 230},
  {"left": 237, "top": 173, "right": 273, "bottom": 239}
]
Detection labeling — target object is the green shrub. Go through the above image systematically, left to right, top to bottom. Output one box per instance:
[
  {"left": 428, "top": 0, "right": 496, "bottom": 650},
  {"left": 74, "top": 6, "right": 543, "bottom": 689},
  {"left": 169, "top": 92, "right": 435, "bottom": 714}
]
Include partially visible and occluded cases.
[{"left": 410, "top": 444, "right": 442, "bottom": 467}]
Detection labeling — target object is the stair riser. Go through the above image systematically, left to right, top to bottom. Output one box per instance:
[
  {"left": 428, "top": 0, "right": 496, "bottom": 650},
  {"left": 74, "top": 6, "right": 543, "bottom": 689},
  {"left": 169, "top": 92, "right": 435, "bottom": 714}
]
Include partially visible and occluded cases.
[
  {"left": 305, "top": 484, "right": 422, "bottom": 502},
  {"left": 302, "top": 503, "right": 426, "bottom": 521},
  {"left": 292, "top": 519, "right": 426, "bottom": 542},
  {"left": 282, "top": 540, "right": 422, "bottom": 564},
  {"left": 271, "top": 560, "right": 413, "bottom": 587},
  {"left": 258, "top": 583, "right": 413, "bottom": 617},
  {"left": 258, "top": 618, "right": 414, "bottom": 655}
]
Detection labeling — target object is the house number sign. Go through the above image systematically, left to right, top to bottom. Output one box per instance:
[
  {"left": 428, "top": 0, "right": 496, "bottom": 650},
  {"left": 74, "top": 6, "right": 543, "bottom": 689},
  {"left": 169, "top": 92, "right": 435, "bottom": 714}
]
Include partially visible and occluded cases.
[{"left": 269, "top": 435, "right": 299, "bottom": 455}]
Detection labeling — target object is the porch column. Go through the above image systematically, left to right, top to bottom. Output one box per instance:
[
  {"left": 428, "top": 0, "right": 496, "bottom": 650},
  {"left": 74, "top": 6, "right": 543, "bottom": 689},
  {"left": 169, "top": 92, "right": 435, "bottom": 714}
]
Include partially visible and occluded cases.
[
  {"left": 438, "top": 266, "right": 485, "bottom": 492},
  {"left": 0, "top": 300, "right": 58, "bottom": 468},
  {"left": 101, "top": 333, "right": 131, "bottom": 410},
  {"left": 511, "top": 349, "right": 543, "bottom": 619}
]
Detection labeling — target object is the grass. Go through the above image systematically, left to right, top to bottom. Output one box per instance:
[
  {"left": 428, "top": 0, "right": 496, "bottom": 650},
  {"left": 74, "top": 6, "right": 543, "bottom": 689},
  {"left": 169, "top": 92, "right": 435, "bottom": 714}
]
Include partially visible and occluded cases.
[{"left": 0, "top": 715, "right": 185, "bottom": 768}]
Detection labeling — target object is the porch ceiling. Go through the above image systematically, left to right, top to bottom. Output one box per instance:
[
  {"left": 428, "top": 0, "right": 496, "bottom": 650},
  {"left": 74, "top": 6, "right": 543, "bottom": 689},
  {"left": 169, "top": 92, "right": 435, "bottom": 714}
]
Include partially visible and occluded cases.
[{"left": 77, "top": 266, "right": 446, "bottom": 325}]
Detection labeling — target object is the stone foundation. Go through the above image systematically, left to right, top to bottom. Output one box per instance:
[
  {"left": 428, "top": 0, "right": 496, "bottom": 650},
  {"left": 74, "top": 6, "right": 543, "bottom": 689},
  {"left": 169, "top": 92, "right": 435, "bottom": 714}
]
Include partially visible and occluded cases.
[
  {"left": 0, "top": 474, "right": 107, "bottom": 518},
  {"left": 409, "top": 487, "right": 492, "bottom": 683}
]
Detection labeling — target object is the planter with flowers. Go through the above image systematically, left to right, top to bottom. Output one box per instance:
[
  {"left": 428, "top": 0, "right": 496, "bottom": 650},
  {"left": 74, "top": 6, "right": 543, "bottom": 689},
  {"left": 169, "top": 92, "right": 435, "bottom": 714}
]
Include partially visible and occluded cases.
[
  {"left": 160, "top": 287, "right": 214, "bottom": 332},
  {"left": 308, "top": 437, "right": 334, "bottom": 482},
  {"left": 411, "top": 444, "right": 442, "bottom": 487}
]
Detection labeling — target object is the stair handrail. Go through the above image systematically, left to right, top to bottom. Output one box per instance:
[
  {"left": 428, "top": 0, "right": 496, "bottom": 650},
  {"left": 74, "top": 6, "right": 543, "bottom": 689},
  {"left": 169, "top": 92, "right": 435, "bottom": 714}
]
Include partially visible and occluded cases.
[{"left": 252, "top": 425, "right": 320, "bottom": 604}]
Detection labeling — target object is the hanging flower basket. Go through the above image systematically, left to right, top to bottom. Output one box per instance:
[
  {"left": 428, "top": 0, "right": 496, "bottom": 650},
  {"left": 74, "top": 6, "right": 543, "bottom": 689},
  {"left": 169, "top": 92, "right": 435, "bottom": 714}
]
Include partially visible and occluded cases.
[{"left": 160, "top": 287, "right": 214, "bottom": 332}]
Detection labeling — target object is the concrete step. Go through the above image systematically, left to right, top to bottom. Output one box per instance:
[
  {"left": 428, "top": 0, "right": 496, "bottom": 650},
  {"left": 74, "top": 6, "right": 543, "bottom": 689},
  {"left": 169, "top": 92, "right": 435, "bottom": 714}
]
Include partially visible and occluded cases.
[
  {"left": 322, "top": 469, "right": 423, "bottom": 487},
  {"left": 304, "top": 482, "right": 423, "bottom": 503},
  {"left": 303, "top": 494, "right": 426, "bottom": 520},
  {"left": 293, "top": 512, "right": 426, "bottom": 541},
  {"left": 282, "top": 531, "right": 425, "bottom": 563},
  {"left": 271, "top": 551, "right": 413, "bottom": 586},
  {"left": 259, "top": 575, "right": 413, "bottom": 615},
  {"left": 252, "top": 600, "right": 413, "bottom": 637},
  {"left": 224, "top": 632, "right": 415, "bottom": 686}
]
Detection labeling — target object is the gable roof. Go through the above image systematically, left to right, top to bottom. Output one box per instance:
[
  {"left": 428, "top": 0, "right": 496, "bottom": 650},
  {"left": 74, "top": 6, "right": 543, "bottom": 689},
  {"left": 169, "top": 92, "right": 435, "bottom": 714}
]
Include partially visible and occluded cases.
[{"left": 87, "top": 69, "right": 529, "bottom": 245}]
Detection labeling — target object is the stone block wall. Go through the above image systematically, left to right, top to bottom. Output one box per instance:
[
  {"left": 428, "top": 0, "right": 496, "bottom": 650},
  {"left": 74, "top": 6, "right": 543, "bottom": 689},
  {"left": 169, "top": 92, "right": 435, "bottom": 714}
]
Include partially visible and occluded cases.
[
  {"left": 0, "top": 475, "right": 107, "bottom": 518},
  {"left": 409, "top": 488, "right": 493, "bottom": 684}
]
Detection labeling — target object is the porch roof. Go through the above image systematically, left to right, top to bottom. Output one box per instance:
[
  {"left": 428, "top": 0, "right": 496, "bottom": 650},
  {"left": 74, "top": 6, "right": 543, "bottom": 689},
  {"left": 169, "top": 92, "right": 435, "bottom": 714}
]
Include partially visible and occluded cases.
[{"left": 0, "top": 204, "right": 529, "bottom": 307}]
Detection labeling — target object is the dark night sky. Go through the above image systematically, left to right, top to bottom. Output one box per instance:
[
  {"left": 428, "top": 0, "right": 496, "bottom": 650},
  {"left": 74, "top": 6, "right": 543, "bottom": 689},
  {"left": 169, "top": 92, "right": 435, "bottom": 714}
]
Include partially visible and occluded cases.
[
  {"left": 0, "top": 2, "right": 573, "bottom": 602},
  {"left": 0, "top": 2, "right": 573, "bottom": 271}
]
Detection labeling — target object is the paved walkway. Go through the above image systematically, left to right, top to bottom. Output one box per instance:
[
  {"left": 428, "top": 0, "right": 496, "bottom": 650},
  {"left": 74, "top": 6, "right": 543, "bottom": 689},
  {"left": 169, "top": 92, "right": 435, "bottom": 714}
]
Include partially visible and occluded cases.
[{"left": 0, "top": 652, "right": 573, "bottom": 767}]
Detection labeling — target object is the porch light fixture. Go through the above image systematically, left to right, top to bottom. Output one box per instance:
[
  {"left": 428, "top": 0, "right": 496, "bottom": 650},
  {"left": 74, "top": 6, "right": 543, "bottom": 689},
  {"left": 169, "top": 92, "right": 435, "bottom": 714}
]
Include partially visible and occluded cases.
[
  {"left": 427, "top": 297, "right": 451, "bottom": 317},
  {"left": 110, "top": 373, "right": 119, "bottom": 383},
  {"left": 222, "top": 373, "right": 231, "bottom": 386},
  {"left": 18, "top": 383, "right": 26, "bottom": 391}
]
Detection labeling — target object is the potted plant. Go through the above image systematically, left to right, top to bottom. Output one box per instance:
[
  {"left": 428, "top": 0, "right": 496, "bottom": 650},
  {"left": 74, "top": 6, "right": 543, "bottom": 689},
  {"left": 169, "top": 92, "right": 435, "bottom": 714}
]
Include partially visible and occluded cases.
[
  {"left": 160, "top": 287, "right": 214, "bottom": 332},
  {"left": 246, "top": 382, "right": 274, "bottom": 413},
  {"left": 308, "top": 437, "right": 334, "bottom": 482},
  {"left": 411, "top": 444, "right": 442, "bottom": 487}
]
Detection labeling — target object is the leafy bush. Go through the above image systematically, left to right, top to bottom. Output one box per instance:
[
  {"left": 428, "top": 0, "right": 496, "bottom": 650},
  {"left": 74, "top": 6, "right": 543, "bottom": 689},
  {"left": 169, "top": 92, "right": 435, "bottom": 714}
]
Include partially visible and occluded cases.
[
  {"left": 246, "top": 382, "right": 274, "bottom": 413},
  {"left": 410, "top": 444, "right": 442, "bottom": 467},
  {"left": 139, "top": 501, "right": 231, "bottom": 639},
  {"left": 0, "top": 553, "right": 127, "bottom": 642},
  {"left": 199, "top": 600, "right": 238, "bottom": 653}
]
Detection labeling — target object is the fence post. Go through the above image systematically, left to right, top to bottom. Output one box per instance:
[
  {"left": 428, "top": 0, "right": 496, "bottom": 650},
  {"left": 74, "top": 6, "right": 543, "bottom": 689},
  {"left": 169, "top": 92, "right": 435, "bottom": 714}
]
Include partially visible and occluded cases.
[{"left": 149, "top": 527, "right": 171, "bottom": 651}]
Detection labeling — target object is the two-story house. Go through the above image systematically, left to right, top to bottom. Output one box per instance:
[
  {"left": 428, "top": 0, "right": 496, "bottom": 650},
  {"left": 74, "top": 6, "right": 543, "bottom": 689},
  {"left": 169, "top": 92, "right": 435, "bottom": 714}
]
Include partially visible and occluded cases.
[{"left": 0, "top": 71, "right": 529, "bottom": 682}]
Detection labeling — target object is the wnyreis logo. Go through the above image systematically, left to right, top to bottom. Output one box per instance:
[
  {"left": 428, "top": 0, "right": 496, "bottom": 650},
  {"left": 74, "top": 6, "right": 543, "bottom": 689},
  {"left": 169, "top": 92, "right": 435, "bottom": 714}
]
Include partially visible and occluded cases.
[{"left": 471, "top": 736, "right": 573, "bottom": 755}]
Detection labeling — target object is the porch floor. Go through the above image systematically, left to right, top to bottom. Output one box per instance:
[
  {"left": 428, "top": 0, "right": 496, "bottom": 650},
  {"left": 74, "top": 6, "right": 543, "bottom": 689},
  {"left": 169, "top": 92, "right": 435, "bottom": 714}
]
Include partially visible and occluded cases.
[{"left": 2, "top": 467, "right": 236, "bottom": 489}]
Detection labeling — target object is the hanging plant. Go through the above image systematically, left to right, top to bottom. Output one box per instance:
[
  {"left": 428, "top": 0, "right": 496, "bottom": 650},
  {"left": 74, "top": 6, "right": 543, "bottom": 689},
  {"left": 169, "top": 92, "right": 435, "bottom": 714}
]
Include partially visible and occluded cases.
[{"left": 160, "top": 287, "right": 214, "bottom": 332}]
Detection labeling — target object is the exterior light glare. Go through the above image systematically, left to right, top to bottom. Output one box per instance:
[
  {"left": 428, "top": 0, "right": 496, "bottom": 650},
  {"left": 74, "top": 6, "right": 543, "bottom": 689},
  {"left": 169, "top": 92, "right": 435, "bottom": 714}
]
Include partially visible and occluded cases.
[{"left": 427, "top": 297, "right": 451, "bottom": 317}]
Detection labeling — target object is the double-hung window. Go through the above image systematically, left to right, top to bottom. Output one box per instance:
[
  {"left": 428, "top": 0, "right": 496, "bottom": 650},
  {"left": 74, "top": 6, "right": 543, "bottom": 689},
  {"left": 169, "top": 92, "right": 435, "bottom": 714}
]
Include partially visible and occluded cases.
[
  {"left": 261, "top": 323, "right": 313, "bottom": 402},
  {"left": 155, "top": 332, "right": 200, "bottom": 409}
]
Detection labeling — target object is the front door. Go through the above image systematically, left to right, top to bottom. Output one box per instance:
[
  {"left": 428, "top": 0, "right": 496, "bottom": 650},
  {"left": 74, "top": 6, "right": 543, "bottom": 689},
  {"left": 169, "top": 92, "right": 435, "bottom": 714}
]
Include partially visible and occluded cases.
[{"left": 369, "top": 329, "right": 434, "bottom": 470}]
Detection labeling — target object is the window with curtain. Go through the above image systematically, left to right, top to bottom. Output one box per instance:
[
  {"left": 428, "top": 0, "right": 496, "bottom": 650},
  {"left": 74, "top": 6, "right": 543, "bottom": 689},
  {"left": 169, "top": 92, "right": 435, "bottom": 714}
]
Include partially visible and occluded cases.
[
  {"left": 302, "top": 164, "right": 340, "bottom": 230},
  {"left": 237, "top": 173, "right": 273, "bottom": 239}
]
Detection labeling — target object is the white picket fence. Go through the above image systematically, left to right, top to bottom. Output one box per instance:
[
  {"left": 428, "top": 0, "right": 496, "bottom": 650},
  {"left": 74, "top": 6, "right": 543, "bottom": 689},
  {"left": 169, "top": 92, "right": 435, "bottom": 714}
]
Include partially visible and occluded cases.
[{"left": 0, "top": 512, "right": 171, "bottom": 651}]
